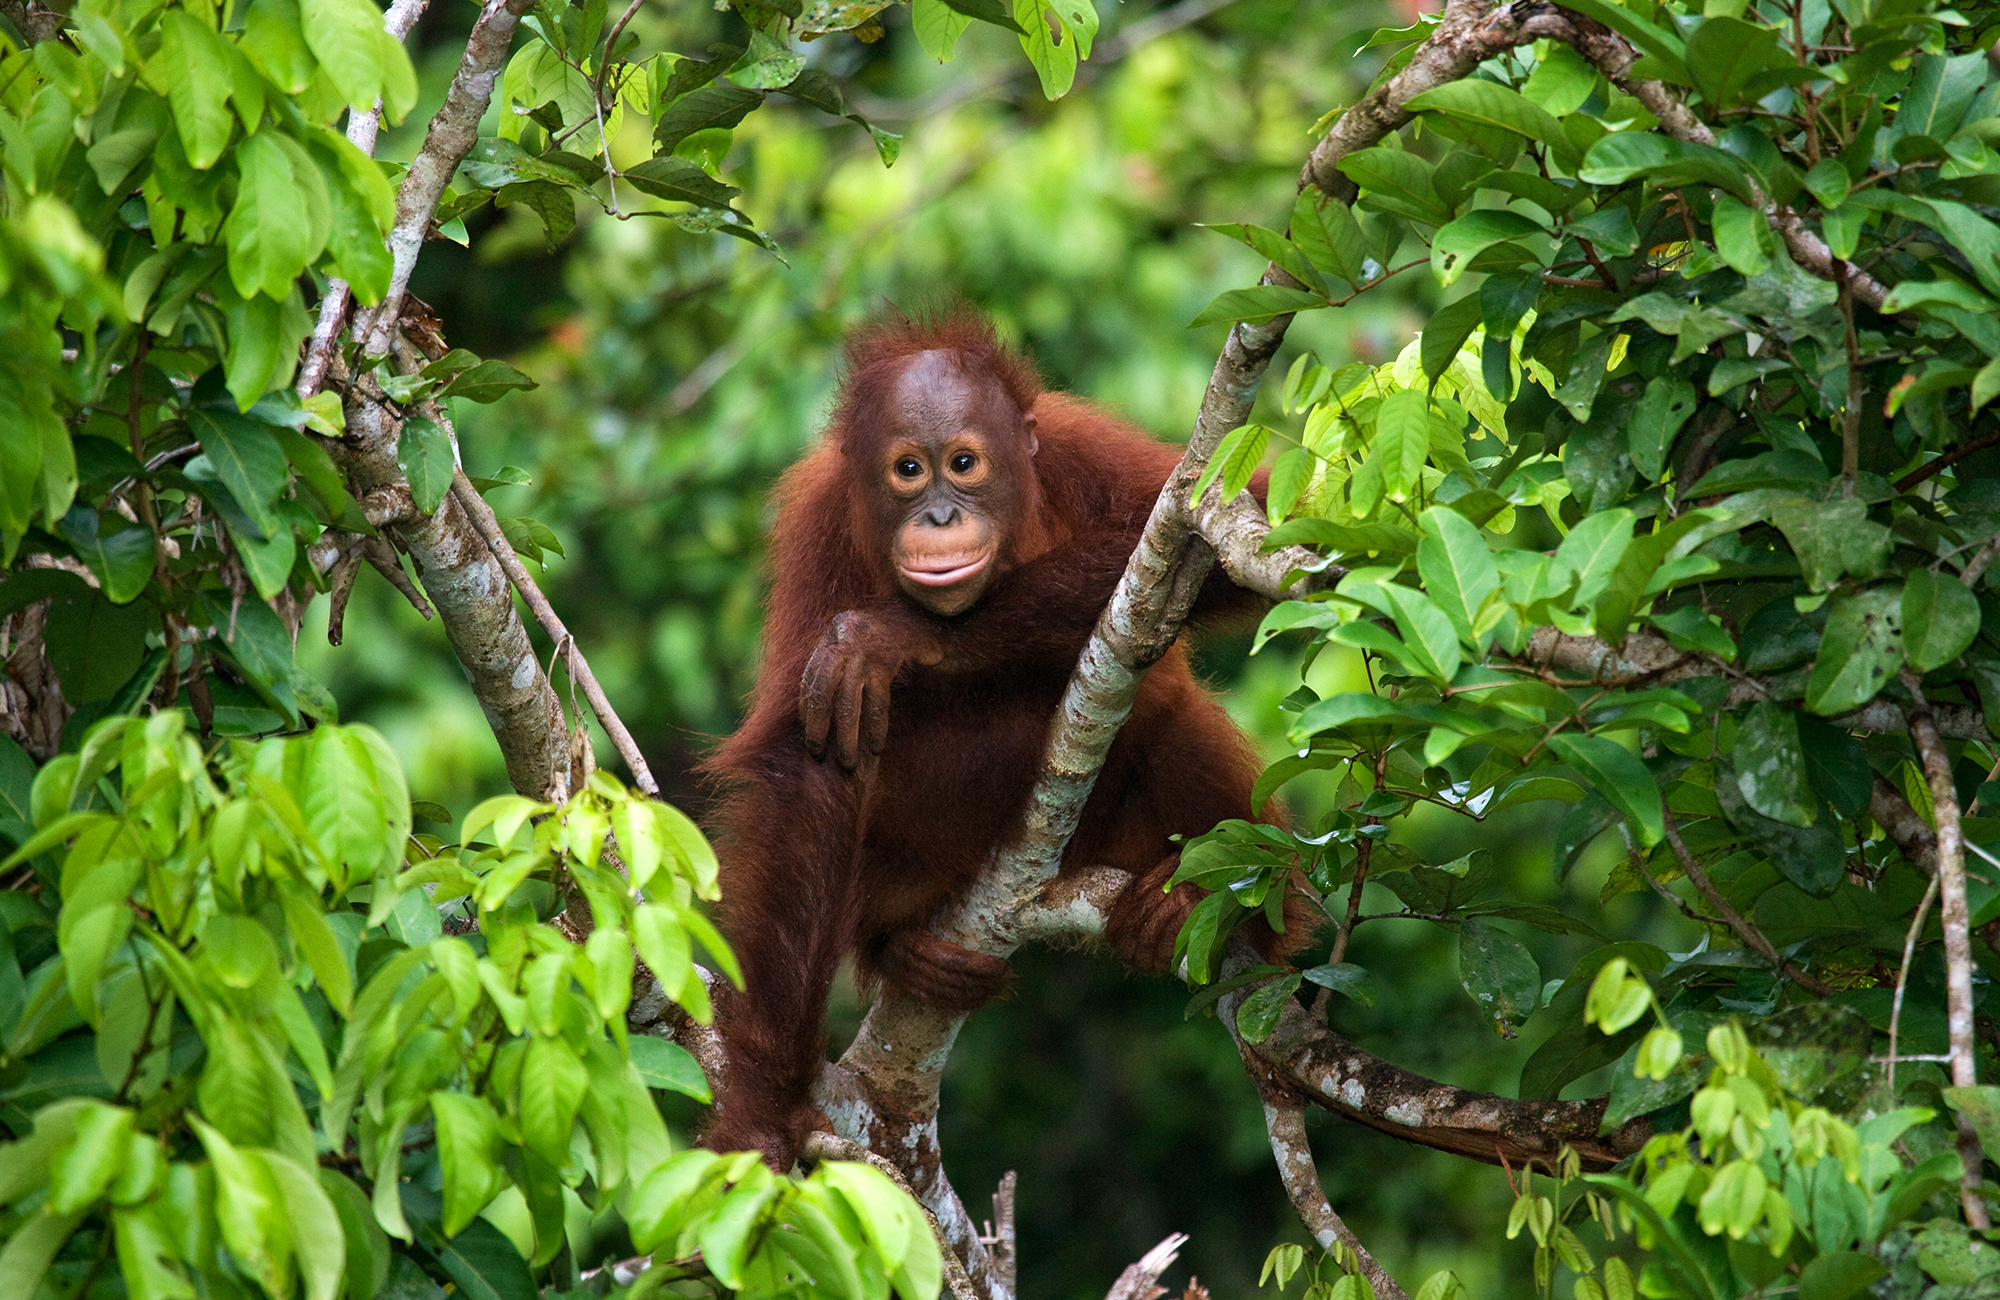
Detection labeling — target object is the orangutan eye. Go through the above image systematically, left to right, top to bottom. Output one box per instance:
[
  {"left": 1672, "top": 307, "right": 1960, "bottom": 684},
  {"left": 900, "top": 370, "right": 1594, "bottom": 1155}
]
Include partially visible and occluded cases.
[
  {"left": 950, "top": 452, "right": 976, "bottom": 473},
  {"left": 895, "top": 458, "right": 923, "bottom": 479}
]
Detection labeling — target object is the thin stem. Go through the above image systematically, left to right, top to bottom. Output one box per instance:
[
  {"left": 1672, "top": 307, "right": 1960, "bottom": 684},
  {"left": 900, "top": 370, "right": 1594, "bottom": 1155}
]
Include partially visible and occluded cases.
[
  {"left": 1833, "top": 259, "right": 1862, "bottom": 498},
  {"left": 447, "top": 471, "right": 659, "bottom": 797},
  {"left": 1661, "top": 810, "right": 1836, "bottom": 996},
  {"left": 1887, "top": 874, "right": 1940, "bottom": 1096}
]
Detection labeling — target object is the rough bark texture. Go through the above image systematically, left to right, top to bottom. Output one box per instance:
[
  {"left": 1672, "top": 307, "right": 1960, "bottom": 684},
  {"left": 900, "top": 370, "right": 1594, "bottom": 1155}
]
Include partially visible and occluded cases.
[{"left": 331, "top": 385, "right": 573, "bottom": 800}]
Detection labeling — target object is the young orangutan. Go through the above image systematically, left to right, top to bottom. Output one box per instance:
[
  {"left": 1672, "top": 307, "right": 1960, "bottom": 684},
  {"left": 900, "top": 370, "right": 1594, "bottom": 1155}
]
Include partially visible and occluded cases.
[{"left": 701, "top": 309, "right": 1293, "bottom": 1170}]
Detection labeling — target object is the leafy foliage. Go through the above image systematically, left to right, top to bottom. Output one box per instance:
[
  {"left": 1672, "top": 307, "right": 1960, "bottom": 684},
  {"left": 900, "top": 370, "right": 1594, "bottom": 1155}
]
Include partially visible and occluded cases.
[{"left": 0, "top": 715, "right": 939, "bottom": 1300}]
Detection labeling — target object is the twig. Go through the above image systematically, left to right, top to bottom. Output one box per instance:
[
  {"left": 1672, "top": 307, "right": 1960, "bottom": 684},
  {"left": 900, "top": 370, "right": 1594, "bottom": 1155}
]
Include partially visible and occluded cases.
[
  {"left": 1897, "top": 429, "right": 2000, "bottom": 494},
  {"left": 448, "top": 470, "right": 659, "bottom": 797},
  {"left": 1962, "top": 534, "right": 2000, "bottom": 589},
  {"left": 361, "top": 536, "right": 435, "bottom": 619},
  {"left": 325, "top": 540, "right": 368, "bottom": 645},
  {"left": 1900, "top": 669, "right": 1990, "bottom": 1227},
  {"left": 1660, "top": 809, "right": 1835, "bottom": 996},
  {"left": 1887, "top": 874, "right": 1941, "bottom": 1095},
  {"left": 1259, "top": 1101, "right": 1409, "bottom": 1300},
  {"left": 801, "top": 1133, "right": 980, "bottom": 1300},
  {"left": 1105, "top": 1234, "right": 1188, "bottom": 1300}
]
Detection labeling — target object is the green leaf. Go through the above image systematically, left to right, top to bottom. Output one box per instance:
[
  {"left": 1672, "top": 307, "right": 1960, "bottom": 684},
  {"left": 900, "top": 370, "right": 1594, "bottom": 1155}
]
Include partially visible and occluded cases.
[
  {"left": 301, "top": 0, "right": 417, "bottom": 120},
  {"left": 912, "top": 0, "right": 974, "bottom": 58},
  {"left": 940, "top": 0, "right": 1026, "bottom": 32},
  {"left": 155, "top": 13, "right": 235, "bottom": 170},
  {"left": 1684, "top": 16, "right": 1783, "bottom": 111},
  {"left": 1407, "top": 79, "right": 1582, "bottom": 165},
  {"left": 655, "top": 84, "right": 764, "bottom": 152},
  {"left": 1578, "top": 133, "right": 1755, "bottom": 202},
  {"left": 1337, "top": 148, "right": 1449, "bottom": 226},
  {"left": 623, "top": 155, "right": 741, "bottom": 209},
  {"left": 1291, "top": 189, "right": 1374, "bottom": 286},
  {"left": 1710, "top": 193, "right": 1773, "bottom": 275},
  {"left": 1431, "top": 209, "right": 1547, "bottom": 287},
  {"left": 1199, "top": 222, "right": 1323, "bottom": 296},
  {"left": 1188, "top": 285, "right": 1324, "bottom": 328},
  {"left": 1421, "top": 292, "right": 1484, "bottom": 381},
  {"left": 436, "top": 360, "right": 537, "bottom": 405},
  {"left": 1628, "top": 377, "right": 1696, "bottom": 481},
  {"left": 1374, "top": 390, "right": 1431, "bottom": 504},
  {"left": 188, "top": 410, "right": 289, "bottom": 538},
  {"left": 396, "top": 417, "right": 455, "bottom": 517},
  {"left": 1188, "top": 423, "right": 1269, "bottom": 507},
  {"left": 1417, "top": 506, "right": 1497, "bottom": 643},
  {"left": 56, "top": 508, "right": 155, "bottom": 605},
  {"left": 1555, "top": 508, "right": 1634, "bottom": 607},
  {"left": 1903, "top": 569, "right": 1981, "bottom": 672},
  {"left": 1379, "top": 584, "right": 1462, "bottom": 683},
  {"left": 1805, "top": 585, "right": 1904, "bottom": 716},
  {"left": 45, "top": 586, "right": 157, "bottom": 705},
  {"left": 1733, "top": 701, "right": 1812, "bottom": 827},
  {"left": 1547, "top": 734, "right": 1662, "bottom": 846},
  {"left": 1714, "top": 768, "right": 1844, "bottom": 896},
  {"left": 1457, "top": 918, "right": 1541, "bottom": 1034},
  {"left": 1300, "top": 961, "right": 1380, "bottom": 1006},
  {"left": 1234, "top": 972, "right": 1302, "bottom": 1043},
  {"left": 627, "top": 1034, "right": 712, "bottom": 1101},
  {"left": 520, "top": 1036, "right": 587, "bottom": 1166},
  {"left": 429, "top": 1093, "right": 505, "bottom": 1237},
  {"left": 47, "top": 1102, "right": 131, "bottom": 1213},
  {"left": 262, "top": 1153, "right": 345, "bottom": 1300},
  {"left": 0, "top": 1207, "right": 87, "bottom": 1300},
  {"left": 422, "top": 1216, "right": 536, "bottom": 1300},
  {"left": 1798, "top": 1253, "right": 1888, "bottom": 1300}
]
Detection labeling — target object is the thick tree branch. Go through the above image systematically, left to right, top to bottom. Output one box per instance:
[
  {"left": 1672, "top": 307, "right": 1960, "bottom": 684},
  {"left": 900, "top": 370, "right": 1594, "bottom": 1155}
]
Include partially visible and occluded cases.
[
  {"left": 449, "top": 471, "right": 659, "bottom": 796},
  {"left": 1518, "top": 627, "right": 1993, "bottom": 740}
]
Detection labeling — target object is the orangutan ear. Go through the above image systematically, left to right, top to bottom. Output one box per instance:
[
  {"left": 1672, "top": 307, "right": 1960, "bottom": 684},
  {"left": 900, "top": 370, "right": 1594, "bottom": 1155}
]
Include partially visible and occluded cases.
[{"left": 1022, "top": 410, "right": 1039, "bottom": 458}]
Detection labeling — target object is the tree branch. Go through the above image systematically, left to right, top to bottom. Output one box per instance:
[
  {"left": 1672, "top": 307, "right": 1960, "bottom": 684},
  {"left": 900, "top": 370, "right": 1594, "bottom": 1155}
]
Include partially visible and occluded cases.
[
  {"left": 354, "top": 0, "right": 539, "bottom": 359},
  {"left": 1545, "top": 5, "right": 1890, "bottom": 311},
  {"left": 327, "top": 365, "right": 575, "bottom": 800},
  {"left": 449, "top": 471, "right": 659, "bottom": 796},
  {"left": 1900, "top": 669, "right": 1990, "bottom": 1228},
  {"left": 1660, "top": 809, "right": 1835, "bottom": 996},
  {"left": 1257, "top": 1101, "right": 1407, "bottom": 1300},
  {"left": 1104, "top": 1235, "right": 1189, "bottom": 1300}
]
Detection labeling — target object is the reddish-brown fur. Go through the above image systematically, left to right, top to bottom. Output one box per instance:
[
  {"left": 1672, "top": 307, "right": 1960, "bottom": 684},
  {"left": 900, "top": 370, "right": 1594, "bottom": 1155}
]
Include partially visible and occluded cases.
[{"left": 700, "top": 311, "right": 1282, "bottom": 1169}]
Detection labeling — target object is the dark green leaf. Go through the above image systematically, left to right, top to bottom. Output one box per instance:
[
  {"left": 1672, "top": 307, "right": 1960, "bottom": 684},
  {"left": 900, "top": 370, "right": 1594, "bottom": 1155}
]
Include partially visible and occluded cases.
[
  {"left": 655, "top": 84, "right": 764, "bottom": 152},
  {"left": 623, "top": 156, "right": 742, "bottom": 210},
  {"left": 438, "top": 360, "right": 538, "bottom": 405},
  {"left": 56, "top": 508, "right": 156, "bottom": 605},
  {"left": 1903, "top": 569, "right": 1981, "bottom": 672},
  {"left": 1804, "top": 585, "right": 1904, "bottom": 716},
  {"left": 1733, "top": 701, "right": 1813, "bottom": 828},
  {"left": 1715, "top": 769, "right": 1844, "bottom": 897},
  {"left": 1457, "top": 918, "right": 1540, "bottom": 1035},
  {"left": 1235, "top": 973, "right": 1303, "bottom": 1043}
]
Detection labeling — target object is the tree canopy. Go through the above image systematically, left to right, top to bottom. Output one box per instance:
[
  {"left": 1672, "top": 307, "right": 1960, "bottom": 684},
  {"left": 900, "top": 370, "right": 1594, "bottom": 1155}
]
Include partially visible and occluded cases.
[{"left": 10, "top": 0, "right": 2000, "bottom": 1297}]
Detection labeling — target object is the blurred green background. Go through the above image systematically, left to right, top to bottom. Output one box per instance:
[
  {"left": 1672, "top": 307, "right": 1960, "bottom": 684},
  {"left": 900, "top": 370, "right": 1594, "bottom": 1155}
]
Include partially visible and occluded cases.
[{"left": 297, "top": 3, "right": 1687, "bottom": 1293}]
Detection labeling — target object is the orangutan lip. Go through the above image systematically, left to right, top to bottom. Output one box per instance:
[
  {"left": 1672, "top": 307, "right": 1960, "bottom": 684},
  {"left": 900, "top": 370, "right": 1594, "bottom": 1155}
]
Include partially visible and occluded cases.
[{"left": 899, "top": 554, "right": 991, "bottom": 586}]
